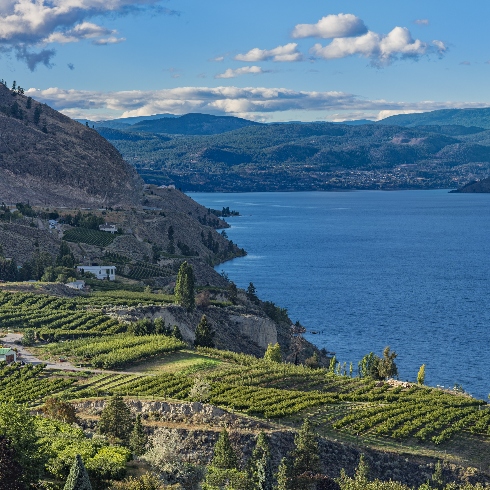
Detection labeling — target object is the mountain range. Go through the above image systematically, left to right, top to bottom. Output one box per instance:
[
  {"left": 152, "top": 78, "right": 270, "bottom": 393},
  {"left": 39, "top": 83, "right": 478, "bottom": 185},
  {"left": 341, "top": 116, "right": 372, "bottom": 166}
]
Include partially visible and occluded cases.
[{"left": 88, "top": 109, "right": 490, "bottom": 192}]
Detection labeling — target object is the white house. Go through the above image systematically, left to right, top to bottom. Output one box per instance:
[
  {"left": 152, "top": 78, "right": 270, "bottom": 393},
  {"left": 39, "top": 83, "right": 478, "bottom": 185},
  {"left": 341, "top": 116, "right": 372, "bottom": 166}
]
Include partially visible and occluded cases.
[
  {"left": 99, "top": 224, "right": 118, "bottom": 234},
  {"left": 77, "top": 266, "right": 116, "bottom": 281},
  {"left": 65, "top": 280, "right": 85, "bottom": 290},
  {"left": 0, "top": 348, "right": 16, "bottom": 363}
]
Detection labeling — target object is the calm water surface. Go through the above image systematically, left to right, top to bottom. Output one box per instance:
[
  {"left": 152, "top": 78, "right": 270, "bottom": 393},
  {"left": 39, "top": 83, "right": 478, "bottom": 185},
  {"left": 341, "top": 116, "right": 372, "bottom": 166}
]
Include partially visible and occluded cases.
[{"left": 190, "top": 190, "right": 490, "bottom": 400}]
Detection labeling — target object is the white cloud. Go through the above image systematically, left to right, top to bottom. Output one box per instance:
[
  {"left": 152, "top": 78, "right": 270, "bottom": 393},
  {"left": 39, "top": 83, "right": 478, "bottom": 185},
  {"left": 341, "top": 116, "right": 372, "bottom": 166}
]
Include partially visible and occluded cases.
[
  {"left": 0, "top": 0, "right": 172, "bottom": 68},
  {"left": 292, "top": 13, "right": 367, "bottom": 39},
  {"left": 414, "top": 19, "right": 429, "bottom": 25},
  {"left": 43, "top": 22, "right": 115, "bottom": 44},
  {"left": 312, "top": 26, "right": 445, "bottom": 65},
  {"left": 92, "top": 36, "right": 126, "bottom": 45},
  {"left": 235, "top": 43, "right": 302, "bottom": 62},
  {"left": 211, "top": 55, "right": 225, "bottom": 62},
  {"left": 215, "top": 66, "right": 265, "bottom": 79},
  {"left": 25, "top": 85, "right": 490, "bottom": 122},
  {"left": 376, "top": 109, "right": 426, "bottom": 120}
]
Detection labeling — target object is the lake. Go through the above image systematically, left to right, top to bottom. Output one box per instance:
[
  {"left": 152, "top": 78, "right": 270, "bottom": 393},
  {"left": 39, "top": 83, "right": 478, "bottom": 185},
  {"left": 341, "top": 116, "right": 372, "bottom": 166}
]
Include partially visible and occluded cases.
[{"left": 190, "top": 190, "right": 490, "bottom": 400}]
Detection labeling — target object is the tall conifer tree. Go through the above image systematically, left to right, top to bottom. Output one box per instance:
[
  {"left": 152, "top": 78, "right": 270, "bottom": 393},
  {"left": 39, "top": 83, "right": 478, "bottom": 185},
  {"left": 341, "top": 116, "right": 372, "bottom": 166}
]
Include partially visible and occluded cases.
[
  {"left": 175, "top": 261, "right": 195, "bottom": 311},
  {"left": 63, "top": 455, "right": 92, "bottom": 490}
]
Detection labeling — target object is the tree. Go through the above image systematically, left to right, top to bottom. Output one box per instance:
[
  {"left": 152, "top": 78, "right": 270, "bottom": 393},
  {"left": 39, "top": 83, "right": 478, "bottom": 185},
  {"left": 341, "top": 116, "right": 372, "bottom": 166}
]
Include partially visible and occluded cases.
[
  {"left": 26, "top": 97, "right": 32, "bottom": 109},
  {"left": 33, "top": 105, "right": 42, "bottom": 124},
  {"left": 175, "top": 261, "right": 195, "bottom": 311},
  {"left": 227, "top": 282, "right": 238, "bottom": 304},
  {"left": 246, "top": 282, "right": 258, "bottom": 303},
  {"left": 194, "top": 315, "right": 215, "bottom": 348},
  {"left": 172, "top": 325, "right": 183, "bottom": 341},
  {"left": 21, "top": 329, "right": 35, "bottom": 346},
  {"left": 263, "top": 343, "right": 282, "bottom": 363},
  {"left": 377, "top": 346, "right": 398, "bottom": 380},
  {"left": 305, "top": 352, "right": 319, "bottom": 369},
  {"left": 358, "top": 352, "right": 381, "bottom": 380},
  {"left": 417, "top": 364, "right": 426, "bottom": 385},
  {"left": 98, "top": 396, "right": 133, "bottom": 444},
  {"left": 42, "top": 397, "right": 78, "bottom": 424},
  {"left": 0, "top": 401, "right": 42, "bottom": 486},
  {"left": 129, "top": 414, "right": 147, "bottom": 457},
  {"left": 290, "top": 419, "right": 321, "bottom": 489},
  {"left": 203, "top": 429, "right": 247, "bottom": 490},
  {"left": 209, "top": 429, "right": 238, "bottom": 470},
  {"left": 246, "top": 432, "right": 273, "bottom": 490},
  {"left": 0, "top": 436, "right": 26, "bottom": 490},
  {"left": 64, "top": 454, "right": 92, "bottom": 490},
  {"left": 275, "top": 457, "right": 293, "bottom": 490},
  {"left": 108, "top": 472, "right": 163, "bottom": 490}
]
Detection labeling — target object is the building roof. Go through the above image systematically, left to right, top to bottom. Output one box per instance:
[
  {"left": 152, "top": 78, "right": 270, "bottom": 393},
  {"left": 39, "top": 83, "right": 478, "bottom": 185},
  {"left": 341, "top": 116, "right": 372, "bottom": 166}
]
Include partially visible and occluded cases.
[{"left": 0, "top": 348, "right": 14, "bottom": 354}]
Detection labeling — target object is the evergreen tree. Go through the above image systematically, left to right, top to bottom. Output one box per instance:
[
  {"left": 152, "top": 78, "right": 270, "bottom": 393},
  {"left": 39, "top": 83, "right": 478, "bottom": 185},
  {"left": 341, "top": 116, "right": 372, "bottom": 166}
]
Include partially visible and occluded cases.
[
  {"left": 33, "top": 105, "right": 41, "bottom": 124},
  {"left": 175, "top": 261, "right": 195, "bottom": 311},
  {"left": 246, "top": 282, "right": 258, "bottom": 303},
  {"left": 194, "top": 315, "right": 215, "bottom": 348},
  {"left": 172, "top": 325, "right": 183, "bottom": 341},
  {"left": 263, "top": 343, "right": 282, "bottom": 363},
  {"left": 98, "top": 396, "right": 133, "bottom": 444},
  {"left": 129, "top": 414, "right": 147, "bottom": 457},
  {"left": 290, "top": 419, "right": 321, "bottom": 490},
  {"left": 203, "top": 429, "right": 247, "bottom": 490},
  {"left": 210, "top": 429, "right": 238, "bottom": 470},
  {"left": 246, "top": 432, "right": 273, "bottom": 490},
  {"left": 0, "top": 436, "right": 25, "bottom": 490},
  {"left": 63, "top": 454, "right": 92, "bottom": 490},
  {"left": 275, "top": 457, "right": 293, "bottom": 490}
]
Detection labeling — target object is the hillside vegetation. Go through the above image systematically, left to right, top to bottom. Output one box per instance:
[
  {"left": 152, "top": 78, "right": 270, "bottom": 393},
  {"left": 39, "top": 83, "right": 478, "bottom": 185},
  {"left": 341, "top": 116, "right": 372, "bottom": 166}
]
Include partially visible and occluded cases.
[{"left": 96, "top": 116, "right": 490, "bottom": 191}]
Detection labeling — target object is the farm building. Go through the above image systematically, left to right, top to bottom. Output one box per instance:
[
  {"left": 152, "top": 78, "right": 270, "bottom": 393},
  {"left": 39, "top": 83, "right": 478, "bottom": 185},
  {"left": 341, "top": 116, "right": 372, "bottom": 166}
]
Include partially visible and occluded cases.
[
  {"left": 77, "top": 266, "right": 116, "bottom": 281},
  {"left": 0, "top": 348, "right": 16, "bottom": 363}
]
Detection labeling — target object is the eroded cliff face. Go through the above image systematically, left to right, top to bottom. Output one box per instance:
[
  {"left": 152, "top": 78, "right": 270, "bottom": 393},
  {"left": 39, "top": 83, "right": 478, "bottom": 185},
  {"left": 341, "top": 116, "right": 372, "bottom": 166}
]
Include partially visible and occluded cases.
[{"left": 108, "top": 304, "right": 280, "bottom": 357}]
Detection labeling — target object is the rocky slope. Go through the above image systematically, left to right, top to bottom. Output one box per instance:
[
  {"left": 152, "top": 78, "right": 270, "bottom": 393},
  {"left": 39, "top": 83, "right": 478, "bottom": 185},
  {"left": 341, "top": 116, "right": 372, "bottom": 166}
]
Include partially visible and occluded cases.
[{"left": 0, "top": 83, "right": 142, "bottom": 207}]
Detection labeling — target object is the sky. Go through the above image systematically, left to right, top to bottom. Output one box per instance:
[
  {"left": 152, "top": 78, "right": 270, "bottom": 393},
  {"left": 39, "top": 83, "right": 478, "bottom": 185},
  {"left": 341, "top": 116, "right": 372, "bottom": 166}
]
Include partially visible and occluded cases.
[{"left": 0, "top": 0, "right": 489, "bottom": 122}]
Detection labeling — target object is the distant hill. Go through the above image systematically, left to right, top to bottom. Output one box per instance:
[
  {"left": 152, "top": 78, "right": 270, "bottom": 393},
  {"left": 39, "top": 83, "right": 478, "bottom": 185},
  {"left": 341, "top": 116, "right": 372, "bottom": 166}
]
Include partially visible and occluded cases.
[
  {"left": 0, "top": 84, "right": 142, "bottom": 207},
  {"left": 377, "top": 108, "right": 490, "bottom": 129},
  {"left": 128, "top": 112, "right": 260, "bottom": 135},
  {"left": 77, "top": 113, "right": 179, "bottom": 129},
  {"left": 97, "top": 120, "right": 490, "bottom": 191},
  {"left": 451, "top": 177, "right": 490, "bottom": 193}
]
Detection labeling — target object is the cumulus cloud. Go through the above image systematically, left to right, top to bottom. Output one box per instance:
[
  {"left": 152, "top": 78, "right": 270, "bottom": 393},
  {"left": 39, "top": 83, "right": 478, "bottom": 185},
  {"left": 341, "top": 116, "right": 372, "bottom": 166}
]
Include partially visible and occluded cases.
[
  {"left": 0, "top": 0, "right": 173, "bottom": 68},
  {"left": 292, "top": 13, "right": 367, "bottom": 39},
  {"left": 311, "top": 26, "right": 446, "bottom": 66},
  {"left": 235, "top": 43, "right": 302, "bottom": 62},
  {"left": 215, "top": 66, "right": 265, "bottom": 79},
  {"left": 25, "top": 85, "right": 490, "bottom": 122}
]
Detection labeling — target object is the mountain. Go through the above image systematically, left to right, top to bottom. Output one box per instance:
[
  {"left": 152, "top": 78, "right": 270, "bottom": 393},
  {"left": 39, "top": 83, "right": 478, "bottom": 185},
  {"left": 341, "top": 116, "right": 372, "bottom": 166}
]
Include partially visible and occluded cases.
[
  {"left": 0, "top": 84, "right": 142, "bottom": 207},
  {"left": 377, "top": 108, "right": 490, "bottom": 129},
  {"left": 128, "top": 112, "right": 260, "bottom": 135},
  {"left": 77, "top": 113, "right": 179, "bottom": 129},
  {"left": 98, "top": 120, "right": 490, "bottom": 191},
  {"left": 451, "top": 176, "right": 490, "bottom": 193}
]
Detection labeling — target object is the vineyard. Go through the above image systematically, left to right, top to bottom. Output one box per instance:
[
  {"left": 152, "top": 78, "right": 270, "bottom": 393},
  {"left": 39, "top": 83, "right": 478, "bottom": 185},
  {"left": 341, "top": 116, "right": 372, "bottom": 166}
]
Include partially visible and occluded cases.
[
  {"left": 63, "top": 227, "right": 116, "bottom": 246},
  {"left": 117, "top": 262, "right": 173, "bottom": 280},
  {"left": 0, "top": 290, "right": 178, "bottom": 339},
  {"left": 0, "top": 291, "right": 125, "bottom": 340},
  {"left": 42, "top": 334, "right": 186, "bottom": 369},
  {"left": 2, "top": 344, "right": 490, "bottom": 445}
]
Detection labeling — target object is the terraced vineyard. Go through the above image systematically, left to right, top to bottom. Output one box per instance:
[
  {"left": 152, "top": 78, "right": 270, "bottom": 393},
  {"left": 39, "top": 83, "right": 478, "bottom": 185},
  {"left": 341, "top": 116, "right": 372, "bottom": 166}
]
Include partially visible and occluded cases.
[
  {"left": 63, "top": 227, "right": 116, "bottom": 246},
  {"left": 118, "top": 262, "right": 173, "bottom": 280},
  {"left": 0, "top": 291, "right": 125, "bottom": 339},
  {"left": 43, "top": 334, "right": 186, "bottom": 369},
  {"left": 3, "top": 343, "right": 490, "bottom": 444}
]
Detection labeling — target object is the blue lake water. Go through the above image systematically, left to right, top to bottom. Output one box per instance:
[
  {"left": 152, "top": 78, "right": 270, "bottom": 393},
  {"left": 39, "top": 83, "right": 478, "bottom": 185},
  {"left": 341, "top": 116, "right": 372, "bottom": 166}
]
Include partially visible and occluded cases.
[{"left": 190, "top": 190, "right": 490, "bottom": 400}]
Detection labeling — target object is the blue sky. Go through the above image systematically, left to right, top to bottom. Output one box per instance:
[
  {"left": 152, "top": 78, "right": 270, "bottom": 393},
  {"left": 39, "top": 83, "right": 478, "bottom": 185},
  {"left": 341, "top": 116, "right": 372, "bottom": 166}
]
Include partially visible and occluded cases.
[{"left": 1, "top": 0, "right": 489, "bottom": 121}]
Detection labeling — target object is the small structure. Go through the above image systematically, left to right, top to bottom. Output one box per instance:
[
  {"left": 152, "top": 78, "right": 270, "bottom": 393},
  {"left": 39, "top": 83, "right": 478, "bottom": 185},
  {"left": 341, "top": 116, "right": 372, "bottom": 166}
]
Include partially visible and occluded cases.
[
  {"left": 48, "top": 219, "right": 58, "bottom": 229},
  {"left": 99, "top": 223, "right": 118, "bottom": 234},
  {"left": 77, "top": 266, "right": 116, "bottom": 281},
  {"left": 65, "top": 280, "right": 85, "bottom": 290},
  {"left": 0, "top": 348, "right": 16, "bottom": 363}
]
